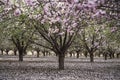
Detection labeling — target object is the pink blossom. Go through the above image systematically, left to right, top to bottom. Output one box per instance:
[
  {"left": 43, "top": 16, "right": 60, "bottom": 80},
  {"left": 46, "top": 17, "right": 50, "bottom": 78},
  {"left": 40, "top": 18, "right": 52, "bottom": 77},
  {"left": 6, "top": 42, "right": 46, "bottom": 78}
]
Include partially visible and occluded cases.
[
  {"left": 3, "top": 0, "right": 9, "bottom": 4},
  {"left": 24, "top": 0, "right": 37, "bottom": 6},
  {"left": 25, "top": 0, "right": 32, "bottom": 5},
  {"left": 67, "top": 0, "right": 74, "bottom": 4},
  {"left": 67, "top": 0, "right": 79, "bottom": 4},
  {"left": 74, "top": 0, "right": 79, "bottom": 3},
  {"left": 98, "top": 0, "right": 105, "bottom": 5},
  {"left": 88, "top": 1, "right": 97, "bottom": 8},
  {"left": 44, "top": 3, "right": 50, "bottom": 13},
  {"left": 76, "top": 3, "right": 82, "bottom": 10},
  {"left": 4, "top": 7, "right": 11, "bottom": 11},
  {"left": 14, "top": 8, "right": 21, "bottom": 16},
  {"left": 92, "top": 9, "right": 106, "bottom": 18},
  {"left": 99, "top": 10, "right": 106, "bottom": 15},
  {"left": 93, "top": 11, "right": 100, "bottom": 17},
  {"left": 29, "top": 14, "right": 41, "bottom": 20},
  {"left": 56, "top": 17, "right": 61, "bottom": 22},
  {"left": 50, "top": 18, "right": 57, "bottom": 23},
  {"left": 41, "top": 19, "right": 45, "bottom": 24},
  {"left": 63, "top": 19, "right": 67, "bottom": 23},
  {"left": 72, "top": 22, "right": 77, "bottom": 28},
  {"left": 111, "top": 27, "right": 117, "bottom": 32},
  {"left": 53, "top": 28, "right": 59, "bottom": 33},
  {"left": 67, "top": 28, "right": 71, "bottom": 33},
  {"left": 95, "top": 28, "right": 99, "bottom": 33},
  {"left": 69, "top": 30, "right": 74, "bottom": 35},
  {"left": 59, "top": 32, "right": 65, "bottom": 35},
  {"left": 94, "top": 42, "right": 99, "bottom": 46}
]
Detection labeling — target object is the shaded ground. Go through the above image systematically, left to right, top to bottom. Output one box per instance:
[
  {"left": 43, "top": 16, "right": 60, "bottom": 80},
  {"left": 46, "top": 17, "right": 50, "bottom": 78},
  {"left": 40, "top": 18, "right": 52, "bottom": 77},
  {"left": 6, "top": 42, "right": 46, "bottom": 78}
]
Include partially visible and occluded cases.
[{"left": 0, "top": 56, "right": 120, "bottom": 80}]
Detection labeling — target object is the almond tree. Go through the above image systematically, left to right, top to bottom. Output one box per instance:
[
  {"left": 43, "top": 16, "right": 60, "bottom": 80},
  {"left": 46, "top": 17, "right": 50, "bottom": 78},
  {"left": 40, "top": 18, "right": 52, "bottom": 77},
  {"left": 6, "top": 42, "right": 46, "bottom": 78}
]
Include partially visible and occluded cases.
[
  {"left": 0, "top": 0, "right": 107, "bottom": 69},
  {"left": 0, "top": 0, "right": 35, "bottom": 61},
  {"left": 31, "top": 0, "right": 107, "bottom": 69}
]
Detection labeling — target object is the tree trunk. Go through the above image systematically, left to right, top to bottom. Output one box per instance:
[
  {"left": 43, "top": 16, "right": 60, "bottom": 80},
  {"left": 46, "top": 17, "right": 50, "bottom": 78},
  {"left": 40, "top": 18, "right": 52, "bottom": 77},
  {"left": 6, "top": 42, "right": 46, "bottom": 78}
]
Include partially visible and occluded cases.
[
  {"left": 18, "top": 48, "right": 23, "bottom": 61},
  {"left": 1, "top": 49, "right": 3, "bottom": 55},
  {"left": 14, "top": 49, "right": 17, "bottom": 56},
  {"left": 23, "top": 49, "right": 27, "bottom": 56},
  {"left": 6, "top": 50, "right": 9, "bottom": 55},
  {"left": 37, "top": 50, "right": 40, "bottom": 57},
  {"left": 31, "top": 51, "right": 34, "bottom": 55},
  {"left": 42, "top": 51, "right": 46, "bottom": 56},
  {"left": 46, "top": 51, "right": 49, "bottom": 56},
  {"left": 84, "top": 51, "right": 88, "bottom": 58},
  {"left": 49, "top": 52, "right": 51, "bottom": 56},
  {"left": 70, "top": 52, "right": 72, "bottom": 57},
  {"left": 76, "top": 52, "right": 79, "bottom": 58},
  {"left": 90, "top": 52, "right": 94, "bottom": 62},
  {"left": 56, "top": 53, "right": 58, "bottom": 56},
  {"left": 58, "top": 53, "right": 65, "bottom": 70},
  {"left": 98, "top": 53, "right": 101, "bottom": 57},
  {"left": 112, "top": 53, "right": 115, "bottom": 58},
  {"left": 117, "top": 53, "right": 119, "bottom": 58},
  {"left": 104, "top": 54, "right": 107, "bottom": 60},
  {"left": 109, "top": 54, "right": 111, "bottom": 59}
]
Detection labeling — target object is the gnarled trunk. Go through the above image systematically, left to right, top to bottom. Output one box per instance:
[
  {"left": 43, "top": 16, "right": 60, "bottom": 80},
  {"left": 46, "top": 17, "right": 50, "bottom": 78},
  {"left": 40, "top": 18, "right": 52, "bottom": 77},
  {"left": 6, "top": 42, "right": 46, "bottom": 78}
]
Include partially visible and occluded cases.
[{"left": 58, "top": 53, "right": 65, "bottom": 70}]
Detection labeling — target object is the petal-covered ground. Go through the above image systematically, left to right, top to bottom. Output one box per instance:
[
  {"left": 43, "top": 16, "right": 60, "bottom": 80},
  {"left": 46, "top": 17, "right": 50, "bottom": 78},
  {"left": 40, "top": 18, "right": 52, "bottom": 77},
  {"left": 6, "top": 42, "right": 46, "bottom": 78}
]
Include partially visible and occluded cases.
[{"left": 0, "top": 56, "right": 120, "bottom": 80}]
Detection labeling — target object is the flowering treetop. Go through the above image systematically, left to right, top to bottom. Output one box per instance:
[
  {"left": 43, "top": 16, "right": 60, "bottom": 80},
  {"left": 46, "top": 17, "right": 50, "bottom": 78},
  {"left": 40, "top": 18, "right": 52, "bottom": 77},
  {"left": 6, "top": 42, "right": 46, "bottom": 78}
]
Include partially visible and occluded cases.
[{"left": 0, "top": 0, "right": 107, "bottom": 36}]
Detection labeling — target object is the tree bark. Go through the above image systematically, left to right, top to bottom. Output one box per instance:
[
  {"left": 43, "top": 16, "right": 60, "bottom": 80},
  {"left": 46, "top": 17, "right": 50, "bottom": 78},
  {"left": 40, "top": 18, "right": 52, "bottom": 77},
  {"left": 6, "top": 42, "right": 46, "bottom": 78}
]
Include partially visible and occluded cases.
[
  {"left": 90, "top": 52, "right": 94, "bottom": 62},
  {"left": 58, "top": 53, "right": 65, "bottom": 70}
]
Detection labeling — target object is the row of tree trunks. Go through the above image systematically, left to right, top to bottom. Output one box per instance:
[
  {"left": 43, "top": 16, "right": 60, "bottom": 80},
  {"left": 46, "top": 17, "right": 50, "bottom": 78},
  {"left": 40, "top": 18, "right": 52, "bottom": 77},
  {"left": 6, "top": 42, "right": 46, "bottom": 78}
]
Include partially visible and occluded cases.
[{"left": 36, "top": 50, "right": 51, "bottom": 57}]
